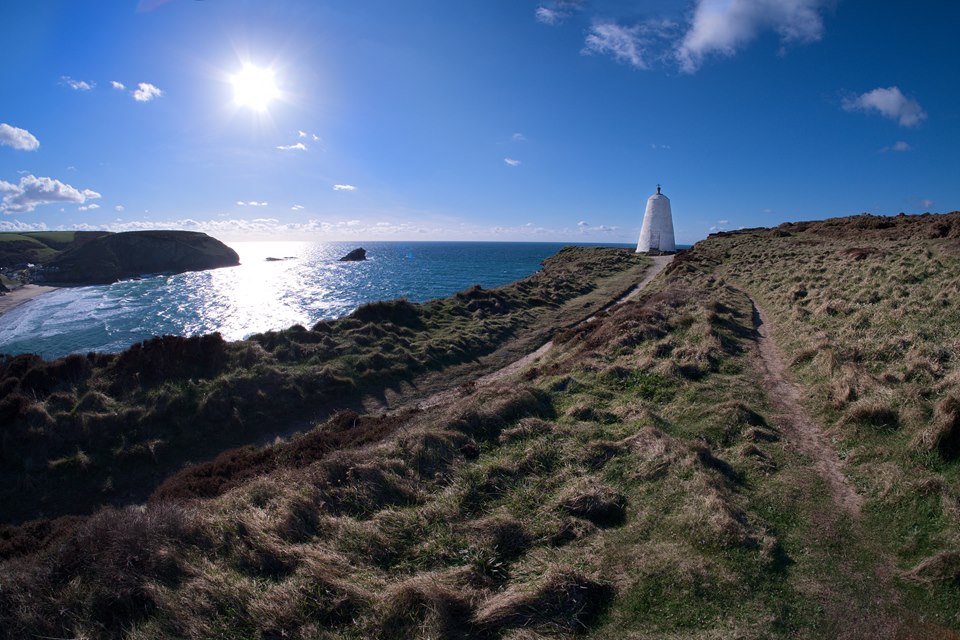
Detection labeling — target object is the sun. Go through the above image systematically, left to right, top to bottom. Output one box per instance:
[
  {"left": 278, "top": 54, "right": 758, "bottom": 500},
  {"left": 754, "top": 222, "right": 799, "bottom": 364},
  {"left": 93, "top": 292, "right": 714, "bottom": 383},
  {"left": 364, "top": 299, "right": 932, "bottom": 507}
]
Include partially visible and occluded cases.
[{"left": 230, "top": 64, "right": 279, "bottom": 112}]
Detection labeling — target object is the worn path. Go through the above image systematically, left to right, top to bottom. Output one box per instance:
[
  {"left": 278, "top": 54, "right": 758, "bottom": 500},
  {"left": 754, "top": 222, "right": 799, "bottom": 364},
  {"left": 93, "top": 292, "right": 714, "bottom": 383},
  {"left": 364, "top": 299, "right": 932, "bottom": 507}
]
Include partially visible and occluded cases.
[
  {"left": 418, "top": 255, "right": 674, "bottom": 410},
  {"left": 747, "top": 296, "right": 957, "bottom": 639},
  {"left": 751, "top": 297, "right": 864, "bottom": 516}
]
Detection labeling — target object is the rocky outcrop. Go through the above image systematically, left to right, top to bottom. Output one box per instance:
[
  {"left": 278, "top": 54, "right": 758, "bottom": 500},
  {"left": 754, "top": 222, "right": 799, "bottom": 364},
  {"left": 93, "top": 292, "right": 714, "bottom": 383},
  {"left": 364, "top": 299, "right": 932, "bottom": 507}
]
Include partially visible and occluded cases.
[
  {"left": 42, "top": 230, "right": 240, "bottom": 285},
  {"left": 339, "top": 248, "right": 367, "bottom": 261}
]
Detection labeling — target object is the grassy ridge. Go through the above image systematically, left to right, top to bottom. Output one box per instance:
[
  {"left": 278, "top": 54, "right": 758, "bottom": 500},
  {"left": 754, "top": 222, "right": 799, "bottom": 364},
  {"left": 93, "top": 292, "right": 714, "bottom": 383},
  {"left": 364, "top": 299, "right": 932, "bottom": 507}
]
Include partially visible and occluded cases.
[{"left": 0, "top": 246, "right": 647, "bottom": 524}]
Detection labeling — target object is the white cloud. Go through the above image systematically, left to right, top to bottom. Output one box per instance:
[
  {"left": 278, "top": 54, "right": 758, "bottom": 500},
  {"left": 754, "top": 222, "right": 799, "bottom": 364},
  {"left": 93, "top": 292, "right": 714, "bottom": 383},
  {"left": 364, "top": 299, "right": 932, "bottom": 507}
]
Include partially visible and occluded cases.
[
  {"left": 677, "top": 0, "right": 829, "bottom": 73},
  {"left": 583, "top": 22, "right": 649, "bottom": 69},
  {"left": 62, "top": 76, "right": 94, "bottom": 91},
  {"left": 111, "top": 80, "right": 125, "bottom": 90},
  {"left": 131, "top": 82, "right": 163, "bottom": 102},
  {"left": 843, "top": 87, "right": 926, "bottom": 127},
  {"left": 0, "top": 123, "right": 40, "bottom": 151},
  {"left": 298, "top": 130, "right": 307, "bottom": 138},
  {"left": 512, "top": 132, "right": 526, "bottom": 142},
  {"left": 277, "top": 142, "right": 307, "bottom": 151},
  {"left": 650, "top": 143, "right": 671, "bottom": 150},
  {"left": 504, "top": 158, "right": 522, "bottom": 167},
  {"left": 0, "top": 174, "right": 101, "bottom": 214},
  {"left": 333, "top": 184, "right": 357, "bottom": 191},
  {"left": 920, "top": 199, "right": 934, "bottom": 209},
  {"left": 237, "top": 201, "right": 268, "bottom": 206},
  {"left": 78, "top": 203, "right": 100, "bottom": 211},
  {"left": 291, "top": 204, "right": 304, "bottom": 211},
  {"left": 115, "top": 205, "right": 125, "bottom": 212},
  {"left": 0, "top": 219, "right": 49, "bottom": 232},
  {"left": 718, "top": 219, "right": 729, "bottom": 225},
  {"left": 577, "top": 220, "right": 589, "bottom": 227}
]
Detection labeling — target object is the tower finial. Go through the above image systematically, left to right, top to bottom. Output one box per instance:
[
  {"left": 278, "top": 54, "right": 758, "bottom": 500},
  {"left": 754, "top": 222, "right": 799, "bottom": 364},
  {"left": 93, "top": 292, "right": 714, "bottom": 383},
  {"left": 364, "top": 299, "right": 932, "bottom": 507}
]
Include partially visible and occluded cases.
[{"left": 656, "top": 184, "right": 661, "bottom": 195}]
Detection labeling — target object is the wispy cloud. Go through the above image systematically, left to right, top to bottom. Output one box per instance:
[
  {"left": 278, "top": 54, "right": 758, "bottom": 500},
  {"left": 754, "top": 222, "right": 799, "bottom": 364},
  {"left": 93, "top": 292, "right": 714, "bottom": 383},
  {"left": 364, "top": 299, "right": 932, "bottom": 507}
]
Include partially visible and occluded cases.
[
  {"left": 677, "top": 0, "right": 830, "bottom": 73},
  {"left": 535, "top": 1, "right": 581, "bottom": 25},
  {"left": 536, "top": 7, "right": 564, "bottom": 25},
  {"left": 583, "top": 22, "right": 649, "bottom": 69},
  {"left": 61, "top": 76, "right": 94, "bottom": 91},
  {"left": 111, "top": 80, "right": 125, "bottom": 90},
  {"left": 132, "top": 82, "right": 163, "bottom": 102},
  {"left": 843, "top": 87, "right": 926, "bottom": 127},
  {"left": 0, "top": 123, "right": 40, "bottom": 151},
  {"left": 512, "top": 132, "right": 526, "bottom": 142},
  {"left": 880, "top": 140, "right": 911, "bottom": 153},
  {"left": 277, "top": 142, "right": 307, "bottom": 151},
  {"left": 650, "top": 143, "right": 671, "bottom": 150},
  {"left": 504, "top": 158, "right": 522, "bottom": 167},
  {"left": 0, "top": 174, "right": 101, "bottom": 214},
  {"left": 333, "top": 184, "right": 357, "bottom": 191},
  {"left": 236, "top": 201, "right": 268, "bottom": 207},
  {"left": 78, "top": 203, "right": 100, "bottom": 211},
  {"left": 291, "top": 204, "right": 304, "bottom": 211},
  {"left": 115, "top": 205, "right": 125, "bottom": 212},
  {"left": 576, "top": 220, "right": 619, "bottom": 234}
]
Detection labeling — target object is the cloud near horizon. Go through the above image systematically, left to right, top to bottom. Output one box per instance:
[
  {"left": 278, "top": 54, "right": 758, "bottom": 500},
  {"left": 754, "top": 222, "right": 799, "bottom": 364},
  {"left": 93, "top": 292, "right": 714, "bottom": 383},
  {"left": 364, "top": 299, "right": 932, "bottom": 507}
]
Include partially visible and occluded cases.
[
  {"left": 843, "top": 87, "right": 927, "bottom": 127},
  {"left": 0, "top": 123, "right": 40, "bottom": 151},
  {"left": 0, "top": 174, "right": 101, "bottom": 214}
]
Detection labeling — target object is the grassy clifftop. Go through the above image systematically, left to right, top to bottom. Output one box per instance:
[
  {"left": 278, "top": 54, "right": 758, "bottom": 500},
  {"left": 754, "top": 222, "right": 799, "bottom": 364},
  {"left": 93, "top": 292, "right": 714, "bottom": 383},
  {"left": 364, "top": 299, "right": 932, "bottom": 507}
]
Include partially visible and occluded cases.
[
  {"left": 2, "top": 217, "right": 959, "bottom": 639},
  {"left": 0, "top": 230, "right": 109, "bottom": 267},
  {"left": 0, "top": 246, "right": 647, "bottom": 524}
]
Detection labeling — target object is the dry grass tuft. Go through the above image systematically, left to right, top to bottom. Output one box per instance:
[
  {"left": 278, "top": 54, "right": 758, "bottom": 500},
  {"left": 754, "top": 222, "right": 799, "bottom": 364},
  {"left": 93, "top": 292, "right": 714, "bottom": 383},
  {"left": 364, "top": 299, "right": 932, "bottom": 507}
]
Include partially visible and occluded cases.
[
  {"left": 914, "top": 395, "right": 960, "bottom": 460},
  {"left": 843, "top": 400, "right": 900, "bottom": 430},
  {"left": 557, "top": 480, "right": 627, "bottom": 527},
  {"left": 902, "top": 551, "right": 960, "bottom": 585},
  {"left": 472, "top": 571, "right": 613, "bottom": 634},
  {"left": 378, "top": 572, "right": 478, "bottom": 639}
]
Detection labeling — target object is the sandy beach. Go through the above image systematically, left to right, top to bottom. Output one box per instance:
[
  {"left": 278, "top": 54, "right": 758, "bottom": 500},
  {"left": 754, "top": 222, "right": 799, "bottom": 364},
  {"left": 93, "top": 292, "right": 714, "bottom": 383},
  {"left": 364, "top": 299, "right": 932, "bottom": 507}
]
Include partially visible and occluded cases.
[{"left": 0, "top": 284, "right": 58, "bottom": 319}]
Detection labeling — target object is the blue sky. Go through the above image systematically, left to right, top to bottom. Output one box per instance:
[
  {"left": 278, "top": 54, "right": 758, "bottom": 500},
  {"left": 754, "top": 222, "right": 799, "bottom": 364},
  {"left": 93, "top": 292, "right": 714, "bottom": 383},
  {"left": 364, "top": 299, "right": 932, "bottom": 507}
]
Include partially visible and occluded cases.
[{"left": 0, "top": 0, "right": 957, "bottom": 244}]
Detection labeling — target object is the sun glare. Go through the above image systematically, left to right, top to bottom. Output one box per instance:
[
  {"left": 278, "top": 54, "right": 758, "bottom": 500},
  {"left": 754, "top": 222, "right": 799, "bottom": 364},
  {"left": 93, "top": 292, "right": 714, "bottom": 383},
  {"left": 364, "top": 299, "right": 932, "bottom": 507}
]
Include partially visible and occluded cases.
[{"left": 230, "top": 64, "right": 279, "bottom": 111}]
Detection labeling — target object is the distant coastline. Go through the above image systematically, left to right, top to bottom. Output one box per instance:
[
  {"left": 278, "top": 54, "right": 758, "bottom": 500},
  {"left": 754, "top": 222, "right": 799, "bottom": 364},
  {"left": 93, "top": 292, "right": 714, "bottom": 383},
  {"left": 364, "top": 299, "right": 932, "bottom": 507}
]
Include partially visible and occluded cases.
[{"left": 0, "top": 285, "right": 59, "bottom": 319}]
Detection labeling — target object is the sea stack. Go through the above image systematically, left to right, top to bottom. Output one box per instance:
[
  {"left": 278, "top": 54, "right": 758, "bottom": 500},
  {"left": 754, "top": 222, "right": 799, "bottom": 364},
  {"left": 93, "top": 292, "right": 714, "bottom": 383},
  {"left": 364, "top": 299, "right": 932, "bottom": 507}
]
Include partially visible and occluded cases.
[{"left": 636, "top": 184, "right": 676, "bottom": 254}]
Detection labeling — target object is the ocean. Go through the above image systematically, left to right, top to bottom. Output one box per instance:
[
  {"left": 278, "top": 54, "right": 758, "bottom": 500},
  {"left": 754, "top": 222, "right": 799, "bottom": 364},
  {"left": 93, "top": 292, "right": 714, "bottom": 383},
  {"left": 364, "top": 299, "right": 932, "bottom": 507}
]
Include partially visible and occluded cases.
[{"left": 0, "top": 241, "right": 631, "bottom": 360}]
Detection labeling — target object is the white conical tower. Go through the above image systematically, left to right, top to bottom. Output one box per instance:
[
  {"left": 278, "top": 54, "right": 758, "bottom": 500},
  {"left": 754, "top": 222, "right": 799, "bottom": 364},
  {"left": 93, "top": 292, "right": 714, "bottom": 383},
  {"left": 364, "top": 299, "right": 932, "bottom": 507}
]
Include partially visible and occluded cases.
[{"left": 636, "top": 184, "right": 675, "bottom": 253}]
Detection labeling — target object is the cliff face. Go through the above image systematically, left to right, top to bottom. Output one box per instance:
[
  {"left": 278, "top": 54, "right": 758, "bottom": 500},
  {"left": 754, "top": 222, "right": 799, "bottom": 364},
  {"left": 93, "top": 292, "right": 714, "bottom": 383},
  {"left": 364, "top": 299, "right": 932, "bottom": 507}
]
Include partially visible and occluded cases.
[{"left": 43, "top": 230, "right": 240, "bottom": 284}]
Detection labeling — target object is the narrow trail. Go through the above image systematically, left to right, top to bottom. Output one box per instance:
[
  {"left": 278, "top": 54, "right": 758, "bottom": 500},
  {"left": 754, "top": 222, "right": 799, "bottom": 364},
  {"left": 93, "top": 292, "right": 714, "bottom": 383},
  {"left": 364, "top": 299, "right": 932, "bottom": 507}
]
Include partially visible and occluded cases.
[
  {"left": 417, "top": 255, "right": 674, "bottom": 411},
  {"left": 749, "top": 296, "right": 933, "bottom": 639},
  {"left": 750, "top": 298, "right": 864, "bottom": 516}
]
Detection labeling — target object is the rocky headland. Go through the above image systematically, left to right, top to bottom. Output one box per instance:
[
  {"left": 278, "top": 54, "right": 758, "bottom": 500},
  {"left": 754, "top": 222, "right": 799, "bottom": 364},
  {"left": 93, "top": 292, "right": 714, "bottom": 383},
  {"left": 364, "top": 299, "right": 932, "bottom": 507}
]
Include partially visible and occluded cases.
[{"left": 39, "top": 230, "right": 239, "bottom": 285}]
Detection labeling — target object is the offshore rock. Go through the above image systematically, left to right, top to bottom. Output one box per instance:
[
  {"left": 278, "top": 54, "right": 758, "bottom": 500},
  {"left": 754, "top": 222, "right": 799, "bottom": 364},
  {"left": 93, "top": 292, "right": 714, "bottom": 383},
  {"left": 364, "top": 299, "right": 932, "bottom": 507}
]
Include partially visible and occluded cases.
[{"left": 339, "top": 247, "right": 367, "bottom": 261}]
